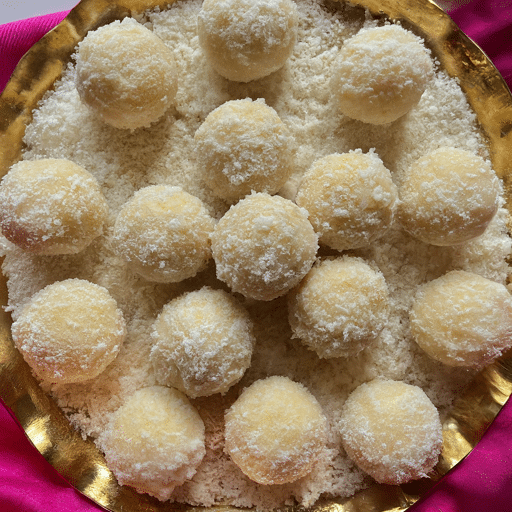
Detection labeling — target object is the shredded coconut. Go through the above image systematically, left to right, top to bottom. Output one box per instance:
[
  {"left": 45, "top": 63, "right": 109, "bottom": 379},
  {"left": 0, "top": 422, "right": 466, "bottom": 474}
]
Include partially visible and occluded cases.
[{"left": 1, "top": 0, "right": 511, "bottom": 508}]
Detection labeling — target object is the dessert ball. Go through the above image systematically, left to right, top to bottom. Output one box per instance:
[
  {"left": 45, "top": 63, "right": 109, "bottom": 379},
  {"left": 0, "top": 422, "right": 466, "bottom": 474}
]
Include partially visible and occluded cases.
[
  {"left": 197, "top": 0, "right": 298, "bottom": 82},
  {"left": 75, "top": 18, "right": 178, "bottom": 130},
  {"left": 331, "top": 25, "right": 434, "bottom": 124},
  {"left": 194, "top": 98, "right": 294, "bottom": 202},
  {"left": 397, "top": 147, "right": 500, "bottom": 246},
  {"left": 295, "top": 150, "right": 398, "bottom": 251},
  {"left": 0, "top": 158, "right": 108, "bottom": 255},
  {"left": 113, "top": 186, "right": 215, "bottom": 283},
  {"left": 211, "top": 193, "right": 318, "bottom": 301},
  {"left": 288, "top": 256, "right": 389, "bottom": 359},
  {"left": 410, "top": 270, "right": 512, "bottom": 367},
  {"left": 11, "top": 279, "right": 126, "bottom": 385},
  {"left": 150, "top": 287, "right": 255, "bottom": 398},
  {"left": 225, "top": 376, "right": 328, "bottom": 485},
  {"left": 340, "top": 379, "right": 442, "bottom": 484},
  {"left": 101, "top": 386, "right": 205, "bottom": 501}
]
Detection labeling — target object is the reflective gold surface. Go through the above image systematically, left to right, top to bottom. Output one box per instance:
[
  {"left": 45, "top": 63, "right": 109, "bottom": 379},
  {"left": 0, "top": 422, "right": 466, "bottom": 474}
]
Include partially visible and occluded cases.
[{"left": 1, "top": 0, "right": 511, "bottom": 511}]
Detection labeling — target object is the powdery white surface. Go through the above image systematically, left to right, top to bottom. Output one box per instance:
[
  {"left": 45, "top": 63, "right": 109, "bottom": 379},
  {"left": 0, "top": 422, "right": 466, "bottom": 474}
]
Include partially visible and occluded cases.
[
  {"left": 1, "top": 0, "right": 511, "bottom": 509},
  {"left": 340, "top": 379, "right": 442, "bottom": 485}
]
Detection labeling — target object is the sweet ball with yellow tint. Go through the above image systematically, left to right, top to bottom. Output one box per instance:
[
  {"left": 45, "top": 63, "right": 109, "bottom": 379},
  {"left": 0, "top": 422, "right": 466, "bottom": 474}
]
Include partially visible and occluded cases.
[
  {"left": 197, "top": 0, "right": 299, "bottom": 82},
  {"left": 74, "top": 17, "right": 178, "bottom": 130},
  {"left": 331, "top": 24, "right": 434, "bottom": 125},
  {"left": 194, "top": 98, "right": 295, "bottom": 203},
  {"left": 397, "top": 147, "right": 500, "bottom": 246},
  {"left": 295, "top": 150, "right": 398, "bottom": 251},
  {"left": 0, "top": 158, "right": 108, "bottom": 255},
  {"left": 112, "top": 185, "right": 215, "bottom": 283},
  {"left": 211, "top": 192, "right": 318, "bottom": 301},
  {"left": 288, "top": 256, "right": 390, "bottom": 359},
  {"left": 410, "top": 270, "right": 512, "bottom": 368},
  {"left": 11, "top": 279, "right": 126, "bottom": 385},
  {"left": 150, "top": 287, "right": 255, "bottom": 399},
  {"left": 224, "top": 376, "right": 328, "bottom": 485},
  {"left": 340, "top": 379, "right": 443, "bottom": 485},
  {"left": 100, "top": 386, "right": 205, "bottom": 501}
]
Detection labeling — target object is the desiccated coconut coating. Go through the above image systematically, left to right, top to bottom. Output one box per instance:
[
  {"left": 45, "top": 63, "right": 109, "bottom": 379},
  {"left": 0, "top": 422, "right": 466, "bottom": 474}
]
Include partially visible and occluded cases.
[
  {"left": 197, "top": 0, "right": 298, "bottom": 82},
  {"left": 74, "top": 17, "right": 178, "bottom": 130},
  {"left": 331, "top": 25, "right": 434, "bottom": 125},
  {"left": 194, "top": 98, "right": 295, "bottom": 202},
  {"left": 397, "top": 147, "right": 500, "bottom": 246},
  {"left": 295, "top": 150, "right": 397, "bottom": 251},
  {"left": 0, "top": 158, "right": 108, "bottom": 255},
  {"left": 112, "top": 186, "right": 215, "bottom": 283},
  {"left": 211, "top": 193, "right": 318, "bottom": 301},
  {"left": 288, "top": 256, "right": 390, "bottom": 359},
  {"left": 410, "top": 270, "right": 512, "bottom": 368},
  {"left": 11, "top": 279, "right": 126, "bottom": 385},
  {"left": 150, "top": 287, "right": 255, "bottom": 398},
  {"left": 225, "top": 375, "right": 328, "bottom": 485},
  {"left": 340, "top": 379, "right": 442, "bottom": 485},
  {"left": 100, "top": 386, "right": 205, "bottom": 501}
]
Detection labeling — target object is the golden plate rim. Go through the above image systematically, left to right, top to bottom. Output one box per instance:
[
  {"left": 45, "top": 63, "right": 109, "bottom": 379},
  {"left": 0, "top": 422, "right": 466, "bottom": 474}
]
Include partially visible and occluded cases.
[{"left": 1, "top": 0, "right": 512, "bottom": 511}]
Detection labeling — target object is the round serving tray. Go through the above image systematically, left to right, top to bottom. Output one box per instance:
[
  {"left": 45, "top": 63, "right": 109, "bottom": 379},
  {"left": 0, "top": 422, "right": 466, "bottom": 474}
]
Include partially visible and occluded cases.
[{"left": 1, "top": 1, "right": 512, "bottom": 511}]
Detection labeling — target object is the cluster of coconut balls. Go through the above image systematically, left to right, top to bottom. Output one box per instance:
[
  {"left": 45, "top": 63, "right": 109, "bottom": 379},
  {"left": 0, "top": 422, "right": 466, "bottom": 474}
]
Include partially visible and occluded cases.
[{"left": 2, "top": 0, "right": 512, "bottom": 502}]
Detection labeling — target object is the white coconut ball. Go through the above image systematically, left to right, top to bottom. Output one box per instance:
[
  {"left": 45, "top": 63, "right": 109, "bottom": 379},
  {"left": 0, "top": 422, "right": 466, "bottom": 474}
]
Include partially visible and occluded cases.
[
  {"left": 197, "top": 0, "right": 299, "bottom": 82},
  {"left": 75, "top": 18, "right": 178, "bottom": 130},
  {"left": 331, "top": 25, "right": 434, "bottom": 124},
  {"left": 11, "top": 279, "right": 126, "bottom": 384},
  {"left": 150, "top": 287, "right": 255, "bottom": 398},
  {"left": 340, "top": 379, "right": 443, "bottom": 484},
  {"left": 100, "top": 386, "right": 205, "bottom": 501}
]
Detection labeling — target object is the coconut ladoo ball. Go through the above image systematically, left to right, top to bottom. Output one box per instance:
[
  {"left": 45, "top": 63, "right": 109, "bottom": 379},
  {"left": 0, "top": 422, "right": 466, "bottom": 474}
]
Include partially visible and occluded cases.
[
  {"left": 197, "top": 0, "right": 298, "bottom": 82},
  {"left": 75, "top": 17, "right": 178, "bottom": 130},
  {"left": 331, "top": 25, "right": 434, "bottom": 125},
  {"left": 194, "top": 98, "right": 295, "bottom": 202},
  {"left": 397, "top": 147, "right": 501, "bottom": 246},
  {"left": 295, "top": 150, "right": 398, "bottom": 251},
  {"left": 0, "top": 158, "right": 108, "bottom": 255},
  {"left": 113, "top": 186, "right": 215, "bottom": 283},
  {"left": 211, "top": 193, "right": 318, "bottom": 301},
  {"left": 288, "top": 256, "right": 390, "bottom": 359},
  {"left": 410, "top": 270, "right": 512, "bottom": 368},
  {"left": 11, "top": 279, "right": 126, "bottom": 385},
  {"left": 150, "top": 287, "right": 255, "bottom": 398},
  {"left": 225, "top": 376, "right": 328, "bottom": 485},
  {"left": 340, "top": 379, "right": 442, "bottom": 485},
  {"left": 101, "top": 386, "right": 205, "bottom": 501}
]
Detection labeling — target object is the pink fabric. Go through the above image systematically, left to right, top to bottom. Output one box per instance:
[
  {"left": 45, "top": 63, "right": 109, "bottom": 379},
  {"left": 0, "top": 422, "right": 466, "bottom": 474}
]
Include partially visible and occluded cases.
[
  {"left": 450, "top": 0, "right": 512, "bottom": 88},
  {"left": 1, "top": 2, "right": 512, "bottom": 511},
  {"left": 0, "top": 12, "right": 71, "bottom": 94},
  {"left": 0, "top": 398, "right": 104, "bottom": 511}
]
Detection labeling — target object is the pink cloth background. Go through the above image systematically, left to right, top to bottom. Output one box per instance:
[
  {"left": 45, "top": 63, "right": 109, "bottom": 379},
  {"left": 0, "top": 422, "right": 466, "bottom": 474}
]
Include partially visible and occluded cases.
[{"left": 1, "top": 2, "right": 512, "bottom": 511}]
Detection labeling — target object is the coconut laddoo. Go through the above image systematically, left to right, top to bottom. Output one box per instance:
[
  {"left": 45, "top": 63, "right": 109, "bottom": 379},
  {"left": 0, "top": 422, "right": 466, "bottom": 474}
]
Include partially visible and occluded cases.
[
  {"left": 197, "top": 0, "right": 298, "bottom": 82},
  {"left": 75, "top": 17, "right": 178, "bottom": 130},
  {"left": 331, "top": 25, "right": 434, "bottom": 125},
  {"left": 194, "top": 98, "right": 295, "bottom": 202},
  {"left": 397, "top": 147, "right": 500, "bottom": 246},
  {"left": 295, "top": 150, "right": 398, "bottom": 251},
  {"left": 0, "top": 158, "right": 108, "bottom": 255},
  {"left": 112, "top": 186, "right": 215, "bottom": 283},
  {"left": 211, "top": 193, "right": 318, "bottom": 301},
  {"left": 288, "top": 256, "right": 390, "bottom": 359},
  {"left": 410, "top": 270, "right": 512, "bottom": 368},
  {"left": 11, "top": 279, "right": 126, "bottom": 385},
  {"left": 150, "top": 287, "right": 255, "bottom": 398},
  {"left": 225, "top": 376, "right": 328, "bottom": 485},
  {"left": 340, "top": 379, "right": 443, "bottom": 485},
  {"left": 100, "top": 386, "right": 205, "bottom": 501}
]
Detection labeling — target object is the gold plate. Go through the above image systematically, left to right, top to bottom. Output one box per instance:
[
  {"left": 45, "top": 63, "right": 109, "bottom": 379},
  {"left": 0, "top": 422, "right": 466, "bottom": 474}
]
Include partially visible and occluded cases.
[{"left": 1, "top": 1, "right": 512, "bottom": 511}]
